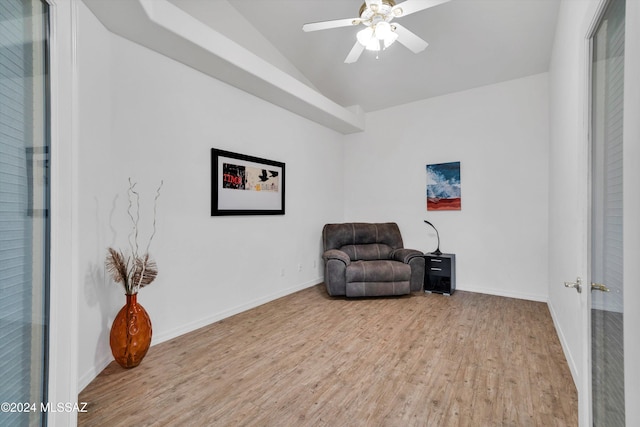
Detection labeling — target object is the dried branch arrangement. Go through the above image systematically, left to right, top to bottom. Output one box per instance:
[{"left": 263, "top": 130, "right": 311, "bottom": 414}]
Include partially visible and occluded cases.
[{"left": 106, "top": 179, "right": 163, "bottom": 295}]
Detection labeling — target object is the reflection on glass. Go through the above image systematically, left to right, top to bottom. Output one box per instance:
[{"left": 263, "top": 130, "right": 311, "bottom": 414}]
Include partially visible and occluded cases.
[{"left": 0, "top": 1, "right": 50, "bottom": 425}]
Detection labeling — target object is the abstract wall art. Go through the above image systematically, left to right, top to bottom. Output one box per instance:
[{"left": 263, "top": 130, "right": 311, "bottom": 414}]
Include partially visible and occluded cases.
[{"left": 426, "top": 161, "right": 461, "bottom": 211}]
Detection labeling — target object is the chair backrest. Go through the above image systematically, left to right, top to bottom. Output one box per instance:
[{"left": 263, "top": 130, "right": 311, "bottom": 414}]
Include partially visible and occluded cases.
[{"left": 322, "top": 223, "right": 404, "bottom": 261}]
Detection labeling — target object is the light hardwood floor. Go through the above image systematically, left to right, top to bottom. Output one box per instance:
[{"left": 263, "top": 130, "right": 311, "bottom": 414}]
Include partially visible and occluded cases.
[{"left": 79, "top": 285, "right": 578, "bottom": 426}]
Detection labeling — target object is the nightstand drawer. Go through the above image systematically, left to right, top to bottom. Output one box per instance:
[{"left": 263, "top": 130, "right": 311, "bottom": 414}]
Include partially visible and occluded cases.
[
  {"left": 423, "top": 253, "right": 455, "bottom": 295},
  {"left": 426, "top": 257, "right": 451, "bottom": 276}
]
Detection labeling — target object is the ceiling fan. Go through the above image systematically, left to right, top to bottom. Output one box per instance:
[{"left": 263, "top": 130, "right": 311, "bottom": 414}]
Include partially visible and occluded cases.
[{"left": 302, "top": 0, "right": 451, "bottom": 63}]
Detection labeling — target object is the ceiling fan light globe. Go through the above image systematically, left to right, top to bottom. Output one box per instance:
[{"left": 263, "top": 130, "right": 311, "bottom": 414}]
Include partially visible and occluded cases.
[
  {"left": 375, "top": 21, "right": 392, "bottom": 40},
  {"left": 357, "top": 27, "right": 374, "bottom": 46},
  {"left": 383, "top": 31, "right": 398, "bottom": 48},
  {"left": 365, "top": 38, "right": 381, "bottom": 51}
]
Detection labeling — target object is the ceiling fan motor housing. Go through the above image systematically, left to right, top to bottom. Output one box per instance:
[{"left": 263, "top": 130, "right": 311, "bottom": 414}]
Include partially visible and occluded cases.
[{"left": 359, "top": 0, "right": 398, "bottom": 25}]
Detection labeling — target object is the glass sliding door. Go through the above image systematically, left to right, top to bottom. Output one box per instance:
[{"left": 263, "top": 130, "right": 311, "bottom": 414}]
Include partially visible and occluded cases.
[
  {"left": 0, "top": 0, "right": 50, "bottom": 425},
  {"left": 590, "top": 0, "right": 625, "bottom": 425}
]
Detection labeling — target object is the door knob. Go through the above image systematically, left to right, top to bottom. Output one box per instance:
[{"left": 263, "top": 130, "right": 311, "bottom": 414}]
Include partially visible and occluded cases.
[
  {"left": 564, "top": 277, "right": 582, "bottom": 293},
  {"left": 591, "top": 282, "right": 611, "bottom": 292}
]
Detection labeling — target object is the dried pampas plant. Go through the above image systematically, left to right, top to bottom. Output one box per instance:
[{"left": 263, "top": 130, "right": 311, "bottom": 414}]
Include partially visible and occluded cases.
[
  {"left": 106, "top": 179, "right": 163, "bottom": 295},
  {"left": 106, "top": 248, "right": 129, "bottom": 286},
  {"left": 132, "top": 254, "right": 158, "bottom": 289}
]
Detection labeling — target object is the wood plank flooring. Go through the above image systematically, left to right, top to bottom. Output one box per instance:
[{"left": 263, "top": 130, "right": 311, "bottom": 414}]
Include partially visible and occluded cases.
[{"left": 78, "top": 285, "right": 578, "bottom": 426}]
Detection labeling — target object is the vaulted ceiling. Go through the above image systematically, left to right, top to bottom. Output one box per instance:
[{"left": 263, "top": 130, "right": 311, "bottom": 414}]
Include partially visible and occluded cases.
[
  {"left": 83, "top": 0, "right": 561, "bottom": 133},
  {"left": 227, "top": 0, "right": 561, "bottom": 112}
]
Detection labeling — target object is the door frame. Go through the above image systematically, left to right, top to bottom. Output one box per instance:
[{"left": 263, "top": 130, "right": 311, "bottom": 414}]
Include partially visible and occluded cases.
[
  {"left": 46, "top": 0, "right": 80, "bottom": 426},
  {"left": 578, "top": 0, "right": 608, "bottom": 424}
]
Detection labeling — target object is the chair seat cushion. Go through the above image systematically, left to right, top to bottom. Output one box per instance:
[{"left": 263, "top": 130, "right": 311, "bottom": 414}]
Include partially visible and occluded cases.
[
  {"left": 346, "top": 260, "right": 411, "bottom": 283},
  {"left": 346, "top": 281, "right": 410, "bottom": 297}
]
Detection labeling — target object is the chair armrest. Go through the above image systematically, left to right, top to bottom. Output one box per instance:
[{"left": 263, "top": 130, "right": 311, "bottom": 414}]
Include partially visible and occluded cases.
[
  {"left": 391, "top": 248, "right": 424, "bottom": 264},
  {"left": 323, "top": 249, "right": 351, "bottom": 266}
]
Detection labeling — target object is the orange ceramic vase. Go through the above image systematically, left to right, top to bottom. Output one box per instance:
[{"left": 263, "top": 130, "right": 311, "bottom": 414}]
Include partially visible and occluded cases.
[{"left": 109, "top": 293, "right": 152, "bottom": 368}]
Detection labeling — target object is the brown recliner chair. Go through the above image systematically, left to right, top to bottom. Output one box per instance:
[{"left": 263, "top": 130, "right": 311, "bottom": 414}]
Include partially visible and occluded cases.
[{"left": 322, "top": 222, "right": 425, "bottom": 297}]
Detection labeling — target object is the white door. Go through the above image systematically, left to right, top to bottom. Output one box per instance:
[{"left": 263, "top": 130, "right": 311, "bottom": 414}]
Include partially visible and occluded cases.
[{"left": 581, "top": 0, "right": 640, "bottom": 426}]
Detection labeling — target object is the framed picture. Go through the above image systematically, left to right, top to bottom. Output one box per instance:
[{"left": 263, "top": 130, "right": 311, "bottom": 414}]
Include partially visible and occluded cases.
[
  {"left": 211, "top": 148, "right": 285, "bottom": 216},
  {"left": 426, "top": 161, "right": 461, "bottom": 211}
]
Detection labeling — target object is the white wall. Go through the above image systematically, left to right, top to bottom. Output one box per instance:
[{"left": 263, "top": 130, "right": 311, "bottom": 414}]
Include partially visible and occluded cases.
[
  {"left": 75, "top": 0, "right": 120, "bottom": 391},
  {"left": 75, "top": 1, "right": 345, "bottom": 390},
  {"left": 343, "top": 74, "right": 550, "bottom": 302}
]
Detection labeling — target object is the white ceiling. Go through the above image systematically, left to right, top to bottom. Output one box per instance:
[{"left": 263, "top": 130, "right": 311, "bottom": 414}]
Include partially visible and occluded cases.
[{"left": 227, "top": 0, "right": 561, "bottom": 112}]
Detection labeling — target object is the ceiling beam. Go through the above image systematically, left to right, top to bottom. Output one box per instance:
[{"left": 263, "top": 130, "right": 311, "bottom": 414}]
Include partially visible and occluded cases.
[{"left": 81, "top": 0, "right": 365, "bottom": 134}]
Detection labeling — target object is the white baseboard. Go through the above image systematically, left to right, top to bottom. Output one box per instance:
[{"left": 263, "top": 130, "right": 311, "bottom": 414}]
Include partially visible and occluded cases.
[
  {"left": 456, "top": 284, "right": 548, "bottom": 303},
  {"left": 547, "top": 299, "right": 580, "bottom": 390},
  {"left": 78, "top": 355, "right": 113, "bottom": 392}
]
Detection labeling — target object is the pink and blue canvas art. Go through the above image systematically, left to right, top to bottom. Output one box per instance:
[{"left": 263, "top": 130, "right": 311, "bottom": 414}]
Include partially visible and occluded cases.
[{"left": 426, "top": 162, "right": 461, "bottom": 211}]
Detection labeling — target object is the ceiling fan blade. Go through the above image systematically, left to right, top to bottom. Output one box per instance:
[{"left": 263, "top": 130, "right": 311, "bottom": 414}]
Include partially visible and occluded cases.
[
  {"left": 392, "top": 0, "right": 450, "bottom": 18},
  {"left": 302, "top": 17, "right": 360, "bottom": 32},
  {"left": 392, "top": 23, "right": 429, "bottom": 53},
  {"left": 344, "top": 41, "right": 365, "bottom": 64}
]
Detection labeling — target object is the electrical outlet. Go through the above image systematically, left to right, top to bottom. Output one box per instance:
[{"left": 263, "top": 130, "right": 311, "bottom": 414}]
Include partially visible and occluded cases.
[
  {"left": 297, "top": 263, "right": 302, "bottom": 272},
  {"left": 281, "top": 268, "right": 285, "bottom": 277}
]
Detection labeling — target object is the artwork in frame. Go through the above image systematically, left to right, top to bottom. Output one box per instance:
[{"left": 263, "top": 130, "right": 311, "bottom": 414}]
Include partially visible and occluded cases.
[
  {"left": 211, "top": 148, "right": 285, "bottom": 216},
  {"left": 426, "top": 161, "right": 461, "bottom": 211}
]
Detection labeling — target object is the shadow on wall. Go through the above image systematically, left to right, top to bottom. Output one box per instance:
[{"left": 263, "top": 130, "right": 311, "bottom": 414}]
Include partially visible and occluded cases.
[{"left": 82, "top": 196, "right": 122, "bottom": 370}]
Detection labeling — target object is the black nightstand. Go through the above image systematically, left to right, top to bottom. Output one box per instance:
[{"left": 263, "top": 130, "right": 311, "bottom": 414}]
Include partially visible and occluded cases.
[{"left": 423, "top": 253, "right": 456, "bottom": 296}]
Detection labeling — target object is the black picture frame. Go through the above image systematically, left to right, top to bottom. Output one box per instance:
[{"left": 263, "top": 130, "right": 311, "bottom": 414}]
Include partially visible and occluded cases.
[{"left": 211, "top": 148, "right": 285, "bottom": 216}]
